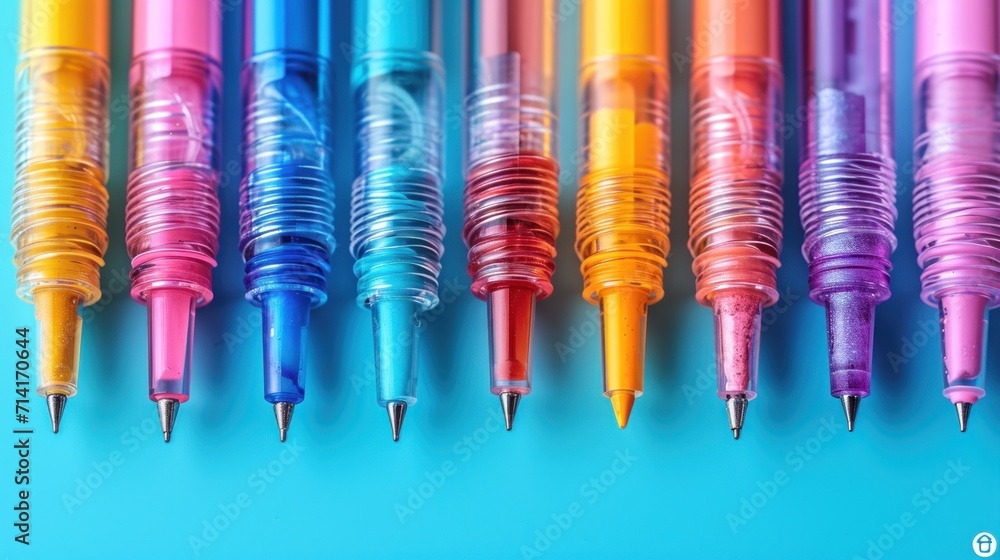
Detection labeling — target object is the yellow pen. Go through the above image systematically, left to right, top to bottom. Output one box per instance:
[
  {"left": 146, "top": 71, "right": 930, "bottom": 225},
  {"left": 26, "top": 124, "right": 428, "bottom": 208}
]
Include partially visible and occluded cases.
[
  {"left": 11, "top": 0, "right": 110, "bottom": 433},
  {"left": 576, "top": 0, "right": 671, "bottom": 428}
]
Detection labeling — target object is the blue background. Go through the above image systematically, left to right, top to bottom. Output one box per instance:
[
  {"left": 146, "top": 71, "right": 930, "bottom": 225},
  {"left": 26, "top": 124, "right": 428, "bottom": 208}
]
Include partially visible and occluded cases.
[{"left": 2, "top": 1, "right": 998, "bottom": 559}]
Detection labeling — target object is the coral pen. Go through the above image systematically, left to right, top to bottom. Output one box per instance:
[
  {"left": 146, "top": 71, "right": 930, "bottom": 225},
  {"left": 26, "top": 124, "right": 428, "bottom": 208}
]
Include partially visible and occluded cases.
[
  {"left": 11, "top": 0, "right": 110, "bottom": 433},
  {"left": 127, "top": 0, "right": 222, "bottom": 442},
  {"left": 240, "top": 0, "right": 336, "bottom": 441},
  {"left": 351, "top": 0, "right": 445, "bottom": 441},
  {"left": 464, "top": 0, "right": 559, "bottom": 430},
  {"left": 576, "top": 0, "right": 671, "bottom": 428},
  {"left": 689, "top": 0, "right": 783, "bottom": 439},
  {"left": 800, "top": 0, "right": 897, "bottom": 431},
  {"left": 914, "top": 0, "right": 1000, "bottom": 431}
]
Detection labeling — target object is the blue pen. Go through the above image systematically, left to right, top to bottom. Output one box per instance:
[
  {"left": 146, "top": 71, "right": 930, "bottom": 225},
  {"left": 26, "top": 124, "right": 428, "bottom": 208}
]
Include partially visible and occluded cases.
[
  {"left": 240, "top": 0, "right": 335, "bottom": 441},
  {"left": 350, "top": 0, "right": 445, "bottom": 441}
]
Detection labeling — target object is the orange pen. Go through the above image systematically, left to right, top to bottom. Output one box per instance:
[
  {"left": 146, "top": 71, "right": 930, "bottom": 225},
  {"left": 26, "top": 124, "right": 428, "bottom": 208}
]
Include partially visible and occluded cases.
[
  {"left": 11, "top": 0, "right": 110, "bottom": 433},
  {"left": 576, "top": 0, "right": 671, "bottom": 428}
]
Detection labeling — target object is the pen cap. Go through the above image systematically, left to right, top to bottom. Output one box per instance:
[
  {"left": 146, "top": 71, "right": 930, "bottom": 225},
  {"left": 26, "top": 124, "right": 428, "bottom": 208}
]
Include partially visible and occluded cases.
[
  {"left": 19, "top": 0, "right": 109, "bottom": 58},
  {"left": 134, "top": 0, "right": 221, "bottom": 61},
  {"left": 245, "top": 0, "right": 332, "bottom": 58},
  {"left": 353, "top": 0, "right": 440, "bottom": 55},
  {"left": 581, "top": 0, "right": 667, "bottom": 64},
  {"left": 692, "top": 0, "right": 779, "bottom": 62},
  {"left": 916, "top": 0, "right": 999, "bottom": 66}
]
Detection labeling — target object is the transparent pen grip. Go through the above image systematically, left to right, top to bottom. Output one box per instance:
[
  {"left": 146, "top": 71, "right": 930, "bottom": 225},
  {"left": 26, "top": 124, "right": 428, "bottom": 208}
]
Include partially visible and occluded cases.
[
  {"left": 11, "top": 49, "right": 110, "bottom": 305},
  {"left": 239, "top": 51, "right": 336, "bottom": 305}
]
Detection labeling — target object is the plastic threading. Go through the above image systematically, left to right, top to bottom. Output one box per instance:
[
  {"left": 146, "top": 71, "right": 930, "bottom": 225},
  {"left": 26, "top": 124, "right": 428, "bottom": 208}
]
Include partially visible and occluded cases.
[
  {"left": 12, "top": 49, "right": 110, "bottom": 305},
  {"left": 127, "top": 51, "right": 221, "bottom": 300},
  {"left": 239, "top": 51, "right": 335, "bottom": 306},
  {"left": 350, "top": 51, "right": 445, "bottom": 310},
  {"left": 913, "top": 54, "right": 1000, "bottom": 307},
  {"left": 688, "top": 57, "right": 783, "bottom": 308}
]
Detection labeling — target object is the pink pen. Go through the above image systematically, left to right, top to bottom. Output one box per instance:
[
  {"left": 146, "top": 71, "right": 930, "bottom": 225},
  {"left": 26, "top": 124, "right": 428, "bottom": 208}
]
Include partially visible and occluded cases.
[
  {"left": 126, "top": 0, "right": 222, "bottom": 442},
  {"left": 914, "top": 0, "right": 1000, "bottom": 431}
]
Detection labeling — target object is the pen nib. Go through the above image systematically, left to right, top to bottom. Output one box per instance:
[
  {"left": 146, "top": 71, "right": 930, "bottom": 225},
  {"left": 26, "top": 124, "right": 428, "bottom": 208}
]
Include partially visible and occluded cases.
[
  {"left": 610, "top": 391, "right": 635, "bottom": 429},
  {"left": 499, "top": 392, "right": 520, "bottom": 431},
  {"left": 47, "top": 394, "right": 66, "bottom": 434},
  {"left": 726, "top": 394, "right": 748, "bottom": 440},
  {"left": 840, "top": 395, "right": 860, "bottom": 432},
  {"left": 157, "top": 398, "right": 179, "bottom": 443},
  {"left": 387, "top": 401, "right": 407, "bottom": 442},
  {"left": 273, "top": 402, "right": 294, "bottom": 443},
  {"left": 955, "top": 402, "right": 971, "bottom": 433}
]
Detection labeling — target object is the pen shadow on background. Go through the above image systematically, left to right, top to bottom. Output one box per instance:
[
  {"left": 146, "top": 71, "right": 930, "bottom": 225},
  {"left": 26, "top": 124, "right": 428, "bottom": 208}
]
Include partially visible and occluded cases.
[
  {"left": 307, "top": 0, "right": 358, "bottom": 437},
  {"left": 641, "top": 0, "right": 695, "bottom": 435},
  {"left": 88, "top": 1, "right": 136, "bottom": 429},
  {"left": 194, "top": 4, "right": 248, "bottom": 432}
]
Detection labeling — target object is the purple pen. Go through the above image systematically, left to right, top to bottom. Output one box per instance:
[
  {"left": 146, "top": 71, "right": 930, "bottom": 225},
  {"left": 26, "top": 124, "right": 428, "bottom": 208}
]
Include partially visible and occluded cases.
[{"left": 800, "top": 0, "right": 897, "bottom": 431}]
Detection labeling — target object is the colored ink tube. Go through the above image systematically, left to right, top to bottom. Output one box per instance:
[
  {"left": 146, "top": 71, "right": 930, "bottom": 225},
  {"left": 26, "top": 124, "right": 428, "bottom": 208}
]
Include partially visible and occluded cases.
[
  {"left": 11, "top": 0, "right": 110, "bottom": 433},
  {"left": 127, "top": 0, "right": 223, "bottom": 442},
  {"left": 240, "top": 0, "right": 336, "bottom": 441},
  {"left": 351, "top": 0, "right": 445, "bottom": 441},
  {"left": 464, "top": 0, "right": 559, "bottom": 430},
  {"left": 576, "top": 0, "right": 671, "bottom": 429},
  {"left": 689, "top": 0, "right": 783, "bottom": 439},
  {"left": 914, "top": 0, "right": 1000, "bottom": 431}
]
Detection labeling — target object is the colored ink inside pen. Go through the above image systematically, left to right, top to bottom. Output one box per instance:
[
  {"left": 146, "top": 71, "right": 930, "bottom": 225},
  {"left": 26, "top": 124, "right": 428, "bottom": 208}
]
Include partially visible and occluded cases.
[
  {"left": 11, "top": 0, "right": 110, "bottom": 433},
  {"left": 127, "top": 0, "right": 223, "bottom": 442},
  {"left": 240, "top": 0, "right": 336, "bottom": 441},
  {"left": 351, "top": 0, "right": 445, "bottom": 441},
  {"left": 464, "top": 0, "right": 559, "bottom": 430},
  {"left": 576, "top": 0, "right": 671, "bottom": 428},
  {"left": 689, "top": 0, "right": 783, "bottom": 439},
  {"left": 800, "top": 0, "right": 897, "bottom": 431},
  {"left": 914, "top": 0, "right": 1000, "bottom": 431}
]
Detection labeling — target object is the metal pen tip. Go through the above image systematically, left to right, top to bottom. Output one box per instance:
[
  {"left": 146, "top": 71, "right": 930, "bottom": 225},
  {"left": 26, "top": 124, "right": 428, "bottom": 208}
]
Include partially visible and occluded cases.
[
  {"left": 499, "top": 392, "right": 520, "bottom": 431},
  {"left": 47, "top": 394, "right": 66, "bottom": 434},
  {"left": 726, "top": 394, "right": 748, "bottom": 440},
  {"left": 841, "top": 395, "right": 860, "bottom": 432},
  {"left": 157, "top": 398, "right": 179, "bottom": 443},
  {"left": 387, "top": 401, "right": 407, "bottom": 442},
  {"left": 273, "top": 402, "right": 294, "bottom": 443},
  {"left": 955, "top": 402, "right": 971, "bottom": 432}
]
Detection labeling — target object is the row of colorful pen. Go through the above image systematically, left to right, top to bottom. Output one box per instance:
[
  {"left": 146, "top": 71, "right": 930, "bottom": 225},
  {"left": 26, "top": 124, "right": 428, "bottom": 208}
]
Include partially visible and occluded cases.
[{"left": 11, "top": 0, "right": 999, "bottom": 442}]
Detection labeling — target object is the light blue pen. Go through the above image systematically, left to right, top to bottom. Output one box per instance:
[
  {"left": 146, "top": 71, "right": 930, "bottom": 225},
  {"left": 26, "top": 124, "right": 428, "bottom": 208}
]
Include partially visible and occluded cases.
[{"left": 350, "top": 0, "right": 445, "bottom": 441}]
